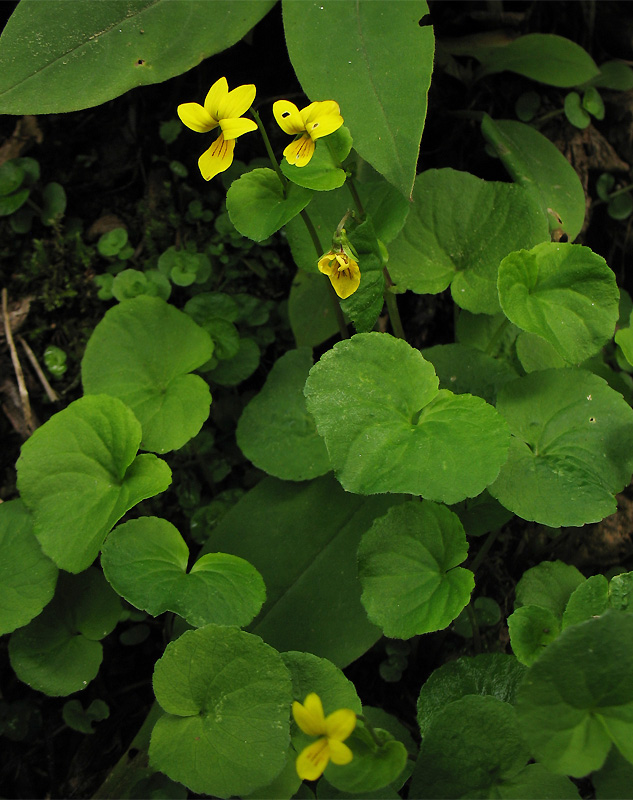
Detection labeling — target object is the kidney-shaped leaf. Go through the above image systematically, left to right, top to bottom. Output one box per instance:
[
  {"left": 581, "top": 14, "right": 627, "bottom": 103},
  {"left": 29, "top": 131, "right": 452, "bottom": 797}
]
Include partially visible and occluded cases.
[
  {"left": 0, "top": 0, "right": 276, "bottom": 113},
  {"left": 388, "top": 169, "right": 549, "bottom": 312},
  {"left": 498, "top": 242, "right": 619, "bottom": 363},
  {"left": 82, "top": 296, "right": 213, "bottom": 453},
  {"left": 304, "top": 333, "right": 510, "bottom": 502},
  {"left": 237, "top": 348, "right": 330, "bottom": 481},
  {"left": 490, "top": 369, "right": 633, "bottom": 527},
  {"left": 17, "top": 395, "right": 172, "bottom": 573},
  {"left": 0, "top": 500, "right": 58, "bottom": 635},
  {"left": 358, "top": 501, "right": 474, "bottom": 638},
  {"left": 102, "top": 517, "right": 265, "bottom": 628},
  {"left": 516, "top": 610, "right": 633, "bottom": 777},
  {"left": 149, "top": 624, "right": 291, "bottom": 798}
]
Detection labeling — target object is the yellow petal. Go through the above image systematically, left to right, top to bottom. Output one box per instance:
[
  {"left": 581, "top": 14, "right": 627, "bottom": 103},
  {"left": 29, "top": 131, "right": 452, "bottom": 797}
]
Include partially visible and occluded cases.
[
  {"left": 203, "top": 77, "right": 229, "bottom": 122},
  {"left": 217, "top": 83, "right": 256, "bottom": 120},
  {"left": 273, "top": 100, "right": 305, "bottom": 135},
  {"left": 301, "top": 101, "right": 344, "bottom": 140},
  {"left": 177, "top": 102, "right": 218, "bottom": 133},
  {"left": 220, "top": 116, "right": 258, "bottom": 140},
  {"left": 198, "top": 133, "right": 235, "bottom": 181},
  {"left": 283, "top": 134, "right": 315, "bottom": 167},
  {"left": 318, "top": 254, "right": 337, "bottom": 275},
  {"left": 329, "top": 259, "right": 360, "bottom": 299},
  {"left": 292, "top": 693, "right": 326, "bottom": 736},
  {"left": 325, "top": 708, "right": 356, "bottom": 742},
  {"left": 296, "top": 738, "right": 331, "bottom": 781},
  {"left": 328, "top": 739, "right": 353, "bottom": 766}
]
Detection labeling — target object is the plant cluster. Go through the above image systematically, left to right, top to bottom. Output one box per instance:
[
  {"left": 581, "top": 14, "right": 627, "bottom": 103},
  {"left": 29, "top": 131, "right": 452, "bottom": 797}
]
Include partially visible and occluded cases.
[{"left": 2, "top": 2, "right": 633, "bottom": 799}]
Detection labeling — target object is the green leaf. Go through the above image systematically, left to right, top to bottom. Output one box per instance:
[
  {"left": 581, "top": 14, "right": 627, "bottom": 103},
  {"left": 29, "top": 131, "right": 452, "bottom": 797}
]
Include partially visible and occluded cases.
[
  {"left": 0, "top": 0, "right": 276, "bottom": 113},
  {"left": 283, "top": 0, "right": 434, "bottom": 199},
  {"left": 475, "top": 33, "right": 600, "bottom": 87},
  {"left": 593, "top": 60, "right": 633, "bottom": 91},
  {"left": 583, "top": 86, "right": 605, "bottom": 120},
  {"left": 564, "top": 90, "right": 591, "bottom": 128},
  {"left": 481, "top": 116, "right": 586, "bottom": 241},
  {"left": 281, "top": 127, "right": 352, "bottom": 191},
  {"left": 0, "top": 160, "right": 25, "bottom": 194},
  {"left": 226, "top": 168, "right": 314, "bottom": 242},
  {"left": 388, "top": 169, "right": 549, "bottom": 313},
  {"left": 40, "top": 181, "right": 66, "bottom": 225},
  {"left": 0, "top": 187, "right": 29, "bottom": 216},
  {"left": 609, "top": 192, "right": 633, "bottom": 220},
  {"left": 498, "top": 242, "right": 619, "bottom": 364},
  {"left": 340, "top": 270, "right": 385, "bottom": 334},
  {"left": 289, "top": 271, "right": 347, "bottom": 348},
  {"left": 82, "top": 296, "right": 213, "bottom": 453},
  {"left": 515, "top": 330, "right": 567, "bottom": 372},
  {"left": 304, "top": 333, "right": 510, "bottom": 502},
  {"left": 208, "top": 337, "right": 260, "bottom": 386},
  {"left": 237, "top": 348, "right": 330, "bottom": 481},
  {"left": 490, "top": 369, "right": 633, "bottom": 527},
  {"left": 16, "top": 395, "right": 171, "bottom": 573},
  {"left": 201, "top": 475, "right": 398, "bottom": 668},
  {"left": 451, "top": 490, "right": 514, "bottom": 538},
  {"left": 0, "top": 500, "right": 58, "bottom": 636},
  {"left": 358, "top": 501, "right": 474, "bottom": 638},
  {"left": 101, "top": 517, "right": 265, "bottom": 628},
  {"left": 515, "top": 560, "right": 585, "bottom": 617},
  {"left": 8, "top": 568, "right": 120, "bottom": 696},
  {"left": 562, "top": 574, "right": 609, "bottom": 629},
  {"left": 508, "top": 605, "right": 561, "bottom": 666},
  {"left": 516, "top": 611, "right": 633, "bottom": 776},
  {"left": 149, "top": 624, "right": 291, "bottom": 798},
  {"left": 283, "top": 651, "right": 362, "bottom": 715},
  {"left": 417, "top": 653, "right": 526, "bottom": 736},
  {"left": 62, "top": 698, "right": 109, "bottom": 734},
  {"left": 325, "top": 725, "right": 408, "bottom": 794},
  {"left": 593, "top": 747, "right": 633, "bottom": 799}
]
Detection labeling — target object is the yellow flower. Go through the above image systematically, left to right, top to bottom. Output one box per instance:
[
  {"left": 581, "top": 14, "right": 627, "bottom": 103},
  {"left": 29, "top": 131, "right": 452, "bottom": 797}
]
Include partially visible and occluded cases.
[
  {"left": 177, "top": 77, "right": 258, "bottom": 181},
  {"left": 273, "top": 99, "right": 343, "bottom": 167},
  {"left": 318, "top": 251, "right": 361, "bottom": 299},
  {"left": 292, "top": 692, "right": 356, "bottom": 781}
]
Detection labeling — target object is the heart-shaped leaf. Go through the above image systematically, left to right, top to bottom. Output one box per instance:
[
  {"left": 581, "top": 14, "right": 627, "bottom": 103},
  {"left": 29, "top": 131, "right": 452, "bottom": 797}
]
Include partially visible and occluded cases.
[
  {"left": 281, "top": 127, "right": 352, "bottom": 191},
  {"left": 82, "top": 296, "right": 213, "bottom": 454},
  {"left": 304, "top": 332, "right": 510, "bottom": 503},
  {"left": 17, "top": 394, "right": 172, "bottom": 573},
  {"left": 358, "top": 501, "right": 474, "bottom": 638},
  {"left": 101, "top": 517, "right": 265, "bottom": 628}
]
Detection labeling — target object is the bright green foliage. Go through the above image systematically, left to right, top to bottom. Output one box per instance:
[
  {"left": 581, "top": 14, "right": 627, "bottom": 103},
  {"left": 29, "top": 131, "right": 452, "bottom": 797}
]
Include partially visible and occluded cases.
[
  {"left": 0, "top": 0, "right": 276, "bottom": 113},
  {"left": 283, "top": 0, "right": 434, "bottom": 199},
  {"left": 474, "top": 33, "right": 600, "bottom": 86},
  {"left": 593, "top": 60, "right": 633, "bottom": 90},
  {"left": 481, "top": 116, "right": 586, "bottom": 240},
  {"left": 281, "top": 127, "right": 353, "bottom": 191},
  {"left": 226, "top": 168, "right": 314, "bottom": 242},
  {"left": 388, "top": 169, "right": 549, "bottom": 312},
  {"left": 98, "top": 228, "right": 128, "bottom": 257},
  {"left": 498, "top": 242, "right": 619, "bottom": 363},
  {"left": 289, "top": 271, "right": 347, "bottom": 347},
  {"left": 82, "top": 296, "right": 213, "bottom": 453},
  {"left": 515, "top": 330, "right": 566, "bottom": 372},
  {"left": 304, "top": 333, "right": 510, "bottom": 502},
  {"left": 43, "top": 345, "right": 67, "bottom": 377},
  {"left": 237, "top": 348, "right": 330, "bottom": 481},
  {"left": 490, "top": 369, "right": 633, "bottom": 527},
  {"left": 16, "top": 394, "right": 172, "bottom": 573},
  {"left": 203, "top": 475, "right": 398, "bottom": 667},
  {"left": 0, "top": 500, "right": 58, "bottom": 636},
  {"left": 357, "top": 501, "right": 474, "bottom": 638},
  {"left": 101, "top": 517, "right": 265, "bottom": 628},
  {"left": 515, "top": 561, "right": 585, "bottom": 616},
  {"left": 9, "top": 568, "right": 120, "bottom": 696},
  {"left": 563, "top": 572, "right": 633, "bottom": 628},
  {"left": 508, "top": 605, "right": 561, "bottom": 666},
  {"left": 516, "top": 611, "right": 633, "bottom": 777},
  {"left": 149, "top": 624, "right": 291, "bottom": 798},
  {"left": 283, "top": 652, "right": 362, "bottom": 716},
  {"left": 417, "top": 653, "right": 526, "bottom": 736},
  {"left": 410, "top": 695, "right": 580, "bottom": 798},
  {"left": 62, "top": 699, "right": 110, "bottom": 734},
  {"left": 325, "top": 725, "right": 407, "bottom": 794}
]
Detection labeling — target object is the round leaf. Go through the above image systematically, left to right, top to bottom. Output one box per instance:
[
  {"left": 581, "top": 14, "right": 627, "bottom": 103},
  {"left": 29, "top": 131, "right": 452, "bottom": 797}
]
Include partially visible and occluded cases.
[
  {"left": 564, "top": 91, "right": 591, "bottom": 128},
  {"left": 281, "top": 127, "right": 352, "bottom": 191},
  {"left": 226, "top": 168, "right": 314, "bottom": 242},
  {"left": 498, "top": 242, "right": 619, "bottom": 363},
  {"left": 82, "top": 296, "right": 213, "bottom": 453},
  {"left": 304, "top": 333, "right": 510, "bottom": 502},
  {"left": 237, "top": 348, "right": 330, "bottom": 481},
  {"left": 489, "top": 369, "right": 633, "bottom": 527},
  {"left": 16, "top": 394, "right": 172, "bottom": 573},
  {"left": 0, "top": 500, "right": 58, "bottom": 635},
  {"left": 358, "top": 501, "right": 474, "bottom": 638},
  {"left": 101, "top": 516, "right": 265, "bottom": 628},
  {"left": 515, "top": 560, "right": 585, "bottom": 618},
  {"left": 508, "top": 605, "right": 561, "bottom": 666},
  {"left": 516, "top": 610, "right": 633, "bottom": 776},
  {"left": 149, "top": 624, "right": 291, "bottom": 798},
  {"left": 282, "top": 651, "right": 361, "bottom": 716},
  {"left": 324, "top": 726, "right": 407, "bottom": 794}
]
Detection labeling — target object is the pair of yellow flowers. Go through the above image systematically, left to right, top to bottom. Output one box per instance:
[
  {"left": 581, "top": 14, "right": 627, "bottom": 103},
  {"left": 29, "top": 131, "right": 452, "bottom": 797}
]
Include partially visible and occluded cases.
[{"left": 177, "top": 77, "right": 361, "bottom": 299}]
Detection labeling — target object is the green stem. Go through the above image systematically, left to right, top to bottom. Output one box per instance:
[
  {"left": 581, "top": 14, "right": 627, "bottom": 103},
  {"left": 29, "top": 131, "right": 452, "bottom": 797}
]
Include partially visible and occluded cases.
[
  {"left": 251, "top": 107, "right": 287, "bottom": 193},
  {"left": 532, "top": 108, "right": 565, "bottom": 127},
  {"left": 347, "top": 177, "right": 365, "bottom": 217},
  {"left": 594, "top": 183, "right": 633, "bottom": 207},
  {"left": 383, "top": 269, "right": 406, "bottom": 340},
  {"left": 485, "top": 316, "right": 510, "bottom": 356},
  {"left": 468, "top": 526, "right": 502, "bottom": 575},
  {"left": 466, "top": 602, "right": 482, "bottom": 654},
  {"left": 357, "top": 714, "right": 383, "bottom": 749}
]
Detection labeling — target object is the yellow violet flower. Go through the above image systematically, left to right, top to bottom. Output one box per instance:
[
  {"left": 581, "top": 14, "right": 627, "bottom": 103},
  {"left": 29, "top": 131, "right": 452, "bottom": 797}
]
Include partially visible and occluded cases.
[
  {"left": 177, "top": 77, "right": 257, "bottom": 181},
  {"left": 273, "top": 99, "right": 344, "bottom": 167},
  {"left": 318, "top": 250, "right": 361, "bottom": 299},
  {"left": 292, "top": 692, "right": 356, "bottom": 781}
]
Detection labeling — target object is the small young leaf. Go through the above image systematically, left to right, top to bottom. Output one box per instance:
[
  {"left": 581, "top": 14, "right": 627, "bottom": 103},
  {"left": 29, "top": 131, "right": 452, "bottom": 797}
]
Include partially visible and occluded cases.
[
  {"left": 593, "top": 60, "right": 633, "bottom": 90},
  {"left": 583, "top": 86, "right": 605, "bottom": 120},
  {"left": 564, "top": 91, "right": 591, "bottom": 129},
  {"left": 281, "top": 127, "right": 352, "bottom": 191},
  {"left": 515, "top": 560, "right": 585, "bottom": 618},
  {"left": 508, "top": 605, "right": 561, "bottom": 665},
  {"left": 62, "top": 698, "right": 109, "bottom": 734}
]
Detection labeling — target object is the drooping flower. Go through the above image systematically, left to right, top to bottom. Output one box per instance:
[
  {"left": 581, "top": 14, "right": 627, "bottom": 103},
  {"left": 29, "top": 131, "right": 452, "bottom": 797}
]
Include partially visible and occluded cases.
[
  {"left": 177, "top": 77, "right": 257, "bottom": 181},
  {"left": 273, "top": 99, "right": 343, "bottom": 167},
  {"left": 318, "top": 250, "right": 361, "bottom": 299},
  {"left": 292, "top": 692, "right": 356, "bottom": 781}
]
